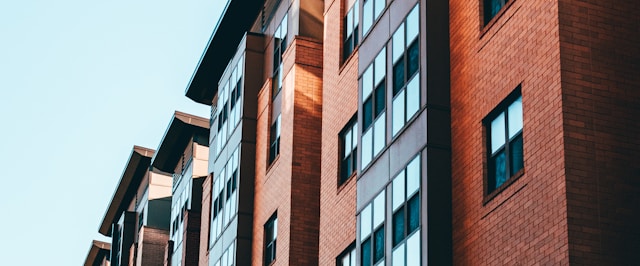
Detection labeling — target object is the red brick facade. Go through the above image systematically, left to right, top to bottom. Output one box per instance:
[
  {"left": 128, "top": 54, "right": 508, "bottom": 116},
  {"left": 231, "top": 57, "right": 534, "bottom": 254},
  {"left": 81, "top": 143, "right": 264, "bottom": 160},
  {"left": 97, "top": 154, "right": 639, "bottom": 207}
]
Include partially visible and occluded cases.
[{"left": 137, "top": 227, "right": 170, "bottom": 266}]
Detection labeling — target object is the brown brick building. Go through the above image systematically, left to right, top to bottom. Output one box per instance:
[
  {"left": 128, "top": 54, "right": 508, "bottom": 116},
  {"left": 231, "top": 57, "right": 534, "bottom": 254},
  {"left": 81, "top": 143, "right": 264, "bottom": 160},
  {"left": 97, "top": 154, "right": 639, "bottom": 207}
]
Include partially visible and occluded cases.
[{"left": 88, "top": 0, "right": 639, "bottom": 265}]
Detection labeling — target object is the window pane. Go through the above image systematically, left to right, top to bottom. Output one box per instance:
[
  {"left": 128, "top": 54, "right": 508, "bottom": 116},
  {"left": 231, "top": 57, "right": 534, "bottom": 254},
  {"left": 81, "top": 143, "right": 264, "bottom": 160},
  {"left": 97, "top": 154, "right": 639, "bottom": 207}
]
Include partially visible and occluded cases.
[
  {"left": 354, "top": 0, "right": 359, "bottom": 27},
  {"left": 363, "top": 0, "right": 372, "bottom": 34},
  {"left": 374, "top": 0, "right": 384, "bottom": 19},
  {"left": 407, "top": 5, "right": 419, "bottom": 42},
  {"left": 347, "top": 9, "right": 353, "bottom": 36},
  {"left": 281, "top": 14, "right": 288, "bottom": 39},
  {"left": 392, "top": 25, "right": 405, "bottom": 63},
  {"left": 407, "top": 40, "right": 419, "bottom": 78},
  {"left": 374, "top": 49, "right": 386, "bottom": 87},
  {"left": 393, "top": 61, "right": 405, "bottom": 95},
  {"left": 363, "top": 65, "right": 373, "bottom": 98},
  {"left": 406, "top": 75, "right": 419, "bottom": 123},
  {"left": 374, "top": 83, "right": 385, "bottom": 117},
  {"left": 392, "top": 90, "right": 405, "bottom": 136},
  {"left": 508, "top": 96, "right": 523, "bottom": 138},
  {"left": 363, "top": 98, "right": 373, "bottom": 130},
  {"left": 490, "top": 112, "right": 506, "bottom": 153},
  {"left": 373, "top": 115, "right": 385, "bottom": 156},
  {"left": 352, "top": 123, "right": 358, "bottom": 146},
  {"left": 362, "top": 128, "right": 373, "bottom": 169},
  {"left": 345, "top": 130, "right": 353, "bottom": 158},
  {"left": 510, "top": 134, "right": 524, "bottom": 175},
  {"left": 490, "top": 150, "right": 507, "bottom": 190},
  {"left": 406, "top": 155, "right": 420, "bottom": 197},
  {"left": 392, "top": 170, "right": 405, "bottom": 210},
  {"left": 373, "top": 190, "right": 385, "bottom": 227},
  {"left": 407, "top": 194, "right": 419, "bottom": 233},
  {"left": 361, "top": 204, "right": 372, "bottom": 239},
  {"left": 392, "top": 210, "right": 405, "bottom": 246},
  {"left": 373, "top": 227, "right": 385, "bottom": 263},
  {"left": 406, "top": 231, "right": 420, "bottom": 266},
  {"left": 362, "top": 238, "right": 372, "bottom": 266},
  {"left": 392, "top": 243, "right": 405, "bottom": 266},
  {"left": 342, "top": 255, "right": 350, "bottom": 266}
]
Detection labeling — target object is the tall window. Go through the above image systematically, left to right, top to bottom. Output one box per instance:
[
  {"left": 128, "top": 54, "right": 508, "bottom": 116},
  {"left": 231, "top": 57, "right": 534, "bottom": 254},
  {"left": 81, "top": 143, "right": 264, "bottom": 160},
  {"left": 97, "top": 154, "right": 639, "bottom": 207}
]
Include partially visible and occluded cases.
[
  {"left": 343, "top": 0, "right": 359, "bottom": 61},
  {"left": 362, "top": 0, "right": 385, "bottom": 35},
  {"left": 483, "top": 0, "right": 508, "bottom": 24},
  {"left": 391, "top": 5, "right": 420, "bottom": 137},
  {"left": 272, "top": 14, "right": 288, "bottom": 96},
  {"left": 361, "top": 48, "right": 386, "bottom": 170},
  {"left": 215, "top": 56, "right": 245, "bottom": 158},
  {"left": 486, "top": 89, "right": 523, "bottom": 195},
  {"left": 269, "top": 115, "right": 281, "bottom": 164},
  {"left": 340, "top": 116, "right": 358, "bottom": 185},
  {"left": 210, "top": 147, "right": 240, "bottom": 246},
  {"left": 391, "top": 155, "right": 421, "bottom": 265},
  {"left": 360, "top": 190, "right": 385, "bottom": 266},
  {"left": 264, "top": 213, "right": 278, "bottom": 266},
  {"left": 337, "top": 243, "right": 356, "bottom": 266}
]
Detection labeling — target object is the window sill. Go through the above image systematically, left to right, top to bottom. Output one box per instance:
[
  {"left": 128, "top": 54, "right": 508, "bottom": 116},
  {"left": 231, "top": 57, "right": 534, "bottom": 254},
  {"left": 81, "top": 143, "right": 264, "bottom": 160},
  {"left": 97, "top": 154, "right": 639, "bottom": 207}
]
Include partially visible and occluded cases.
[
  {"left": 479, "top": 0, "right": 518, "bottom": 40},
  {"left": 339, "top": 48, "right": 359, "bottom": 75},
  {"left": 265, "top": 155, "right": 281, "bottom": 178},
  {"left": 483, "top": 168, "right": 524, "bottom": 205},
  {"left": 337, "top": 172, "right": 357, "bottom": 194}
]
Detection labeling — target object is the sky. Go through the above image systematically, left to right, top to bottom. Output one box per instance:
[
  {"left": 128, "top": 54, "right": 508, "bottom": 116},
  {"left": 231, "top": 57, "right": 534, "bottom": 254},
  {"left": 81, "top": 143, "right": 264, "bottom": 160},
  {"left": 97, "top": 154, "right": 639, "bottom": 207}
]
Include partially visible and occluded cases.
[{"left": 0, "top": 0, "right": 226, "bottom": 264}]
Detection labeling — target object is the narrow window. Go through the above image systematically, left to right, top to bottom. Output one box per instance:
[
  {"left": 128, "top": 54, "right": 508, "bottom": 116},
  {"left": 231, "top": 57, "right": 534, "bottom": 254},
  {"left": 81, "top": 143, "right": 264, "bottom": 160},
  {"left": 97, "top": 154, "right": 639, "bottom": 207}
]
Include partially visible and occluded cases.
[
  {"left": 343, "top": 0, "right": 359, "bottom": 61},
  {"left": 362, "top": 0, "right": 386, "bottom": 35},
  {"left": 483, "top": 0, "right": 507, "bottom": 24},
  {"left": 272, "top": 14, "right": 288, "bottom": 96},
  {"left": 361, "top": 48, "right": 386, "bottom": 169},
  {"left": 485, "top": 88, "right": 523, "bottom": 196},
  {"left": 269, "top": 115, "right": 281, "bottom": 164},
  {"left": 339, "top": 115, "right": 358, "bottom": 185},
  {"left": 391, "top": 155, "right": 422, "bottom": 265},
  {"left": 359, "top": 190, "right": 385, "bottom": 266},
  {"left": 264, "top": 213, "right": 278, "bottom": 265},
  {"left": 336, "top": 242, "right": 356, "bottom": 266}
]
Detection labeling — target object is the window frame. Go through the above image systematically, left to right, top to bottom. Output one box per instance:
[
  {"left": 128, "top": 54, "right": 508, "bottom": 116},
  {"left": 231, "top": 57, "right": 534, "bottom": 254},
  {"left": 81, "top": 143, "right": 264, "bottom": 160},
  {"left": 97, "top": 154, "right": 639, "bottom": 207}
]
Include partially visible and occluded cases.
[
  {"left": 343, "top": 0, "right": 360, "bottom": 63},
  {"left": 272, "top": 13, "right": 289, "bottom": 97},
  {"left": 360, "top": 47, "right": 387, "bottom": 170},
  {"left": 483, "top": 86, "right": 524, "bottom": 202},
  {"left": 339, "top": 114, "right": 358, "bottom": 186},
  {"left": 269, "top": 115, "right": 281, "bottom": 165},
  {"left": 359, "top": 190, "right": 385, "bottom": 266},
  {"left": 264, "top": 212, "right": 278, "bottom": 266},
  {"left": 336, "top": 242, "right": 356, "bottom": 266}
]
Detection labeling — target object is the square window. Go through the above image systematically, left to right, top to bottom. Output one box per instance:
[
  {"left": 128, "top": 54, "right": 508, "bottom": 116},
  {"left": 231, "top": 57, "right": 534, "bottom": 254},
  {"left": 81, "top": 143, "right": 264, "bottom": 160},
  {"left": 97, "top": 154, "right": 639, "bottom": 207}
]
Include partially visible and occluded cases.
[
  {"left": 485, "top": 88, "right": 523, "bottom": 196},
  {"left": 264, "top": 213, "right": 277, "bottom": 266}
]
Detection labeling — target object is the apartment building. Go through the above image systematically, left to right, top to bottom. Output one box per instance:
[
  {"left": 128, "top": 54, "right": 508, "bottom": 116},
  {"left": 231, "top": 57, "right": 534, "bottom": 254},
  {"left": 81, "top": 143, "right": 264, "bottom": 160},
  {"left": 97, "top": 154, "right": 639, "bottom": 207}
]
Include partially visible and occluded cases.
[
  {"left": 450, "top": 0, "right": 640, "bottom": 264},
  {"left": 150, "top": 111, "right": 210, "bottom": 266},
  {"left": 98, "top": 146, "right": 173, "bottom": 266},
  {"left": 84, "top": 240, "right": 111, "bottom": 266}
]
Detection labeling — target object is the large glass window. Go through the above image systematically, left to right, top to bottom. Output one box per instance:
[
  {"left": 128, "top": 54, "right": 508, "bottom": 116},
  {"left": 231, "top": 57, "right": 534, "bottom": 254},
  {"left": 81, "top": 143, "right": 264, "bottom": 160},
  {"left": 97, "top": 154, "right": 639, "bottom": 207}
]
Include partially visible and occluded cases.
[
  {"left": 343, "top": 0, "right": 359, "bottom": 61},
  {"left": 362, "top": 0, "right": 385, "bottom": 35},
  {"left": 483, "top": 0, "right": 508, "bottom": 24},
  {"left": 391, "top": 5, "right": 420, "bottom": 137},
  {"left": 272, "top": 14, "right": 288, "bottom": 96},
  {"left": 361, "top": 48, "right": 386, "bottom": 170},
  {"left": 214, "top": 55, "right": 245, "bottom": 158},
  {"left": 486, "top": 90, "right": 523, "bottom": 195},
  {"left": 269, "top": 115, "right": 281, "bottom": 164},
  {"left": 340, "top": 115, "right": 358, "bottom": 185},
  {"left": 210, "top": 147, "right": 240, "bottom": 246},
  {"left": 391, "top": 155, "right": 421, "bottom": 265},
  {"left": 359, "top": 190, "right": 385, "bottom": 266},
  {"left": 264, "top": 213, "right": 278, "bottom": 266}
]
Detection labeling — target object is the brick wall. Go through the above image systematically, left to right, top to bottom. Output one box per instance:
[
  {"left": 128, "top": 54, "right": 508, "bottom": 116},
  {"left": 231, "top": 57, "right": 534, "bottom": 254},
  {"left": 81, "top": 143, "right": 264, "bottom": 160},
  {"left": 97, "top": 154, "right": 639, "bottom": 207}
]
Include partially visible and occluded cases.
[
  {"left": 318, "top": 0, "right": 359, "bottom": 265},
  {"left": 450, "top": 0, "right": 570, "bottom": 264},
  {"left": 558, "top": 0, "right": 640, "bottom": 264},
  {"left": 252, "top": 36, "right": 324, "bottom": 266},
  {"left": 198, "top": 175, "right": 212, "bottom": 266},
  {"left": 182, "top": 211, "right": 201, "bottom": 266},
  {"left": 137, "top": 227, "right": 170, "bottom": 266}
]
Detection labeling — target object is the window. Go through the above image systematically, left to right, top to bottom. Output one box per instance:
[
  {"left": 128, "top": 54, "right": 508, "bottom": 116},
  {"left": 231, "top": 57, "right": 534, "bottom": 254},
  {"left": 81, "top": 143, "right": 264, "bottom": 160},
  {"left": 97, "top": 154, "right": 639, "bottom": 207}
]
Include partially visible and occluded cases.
[
  {"left": 343, "top": 0, "right": 359, "bottom": 61},
  {"left": 362, "top": 0, "right": 385, "bottom": 35},
  {"left": 483, "top": 0, "right": 508, "bottom": 24},
  {"left": 391, "top": 5, "right": 420, "bottom": 137},
  {"left": 272, "top": 14, "right": 288, "bottom": 96},
  {"left": 361, "top": 48, "right": 386, "bottom": 170},
  {"left": 214, "top": 56, "right": 245, "bottom": 157},
  {"left": 486, "top": 89, "right": 523, "bottom": 195},
  {"left": 269, "top": 115, "right": 281, "bottom": 164},
  {"left": 339, "top": 116, "right": 358, "bottom": 185},
  {"left": 210, "top": 147, "right": 240, "bottom": 246},
  {"left": 391, "top": 155, "right": 421, "bottom": 265},
  {"left": 360, "top": 190, "right": 385, "bottom": 266},
  {"left": 138, "top": 210, "right": 144, "bottom": 231},
  {"left": 264, "top": 213, "right": 278, "bottom": 266},
  {"left": 210, "top": 241, "right": 235, "bottom": 266},
  {"left": 336, "top": 242, "right": 356, "bottom": 266}
]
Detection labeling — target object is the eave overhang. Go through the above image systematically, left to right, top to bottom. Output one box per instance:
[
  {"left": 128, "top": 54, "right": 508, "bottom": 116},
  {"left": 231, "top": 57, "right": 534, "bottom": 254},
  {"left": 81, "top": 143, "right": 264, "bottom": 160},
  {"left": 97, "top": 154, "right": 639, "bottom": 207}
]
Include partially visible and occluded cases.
[
  {"left": 185, "top": 0, "right": 264, "bottom": 105},
  {"left": 151, "top": 111, "right": 210, "bottom": 173},
  {"left": 98, "top": 146, "right": 155, "bottom": 236},
  {"left": 83, "top": 240, "right": 111, "bottom": 266}
]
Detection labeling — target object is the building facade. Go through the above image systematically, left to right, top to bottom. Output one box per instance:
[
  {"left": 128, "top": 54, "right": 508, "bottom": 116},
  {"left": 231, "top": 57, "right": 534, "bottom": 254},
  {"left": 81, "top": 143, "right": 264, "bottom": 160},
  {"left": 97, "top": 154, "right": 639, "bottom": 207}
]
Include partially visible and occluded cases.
[{"left": 88, "top": 0, "right": 639, "bottom": 265}]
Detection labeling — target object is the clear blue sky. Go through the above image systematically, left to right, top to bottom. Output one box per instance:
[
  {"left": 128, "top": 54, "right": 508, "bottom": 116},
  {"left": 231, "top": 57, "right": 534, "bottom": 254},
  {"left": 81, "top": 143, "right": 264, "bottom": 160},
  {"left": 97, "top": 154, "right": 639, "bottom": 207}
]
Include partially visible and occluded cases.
[{"left": 0, "top": 0, "right": 225, "bottom": 264}]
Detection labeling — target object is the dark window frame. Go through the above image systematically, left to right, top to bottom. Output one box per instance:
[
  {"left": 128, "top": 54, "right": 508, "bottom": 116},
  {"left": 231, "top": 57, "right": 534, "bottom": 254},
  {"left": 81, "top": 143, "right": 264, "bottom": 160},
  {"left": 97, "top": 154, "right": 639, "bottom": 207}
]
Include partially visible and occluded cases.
[
  {"left": 343, "top": 0, "right": 360, "bottom": 62},
  {"left": 482, "top": 0, "right": 507, "bottom": 25},
  {"left": 272, "top": 14, "right": 288, "bottom": 97},
  {"left": 483, "top": 86, "right": 524, "bottom": 202},
  {"left": 269, "top": 115, "right": 281, "bottom": 165},
  {"left": 339, "top": 115, "right": 358, "bottom": 186},
  {"left": 264, "top": 212, "right": 278, "bottom": 266},
  {"left": 336, "top": 242, "right": 356, "bottom": 266}
]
